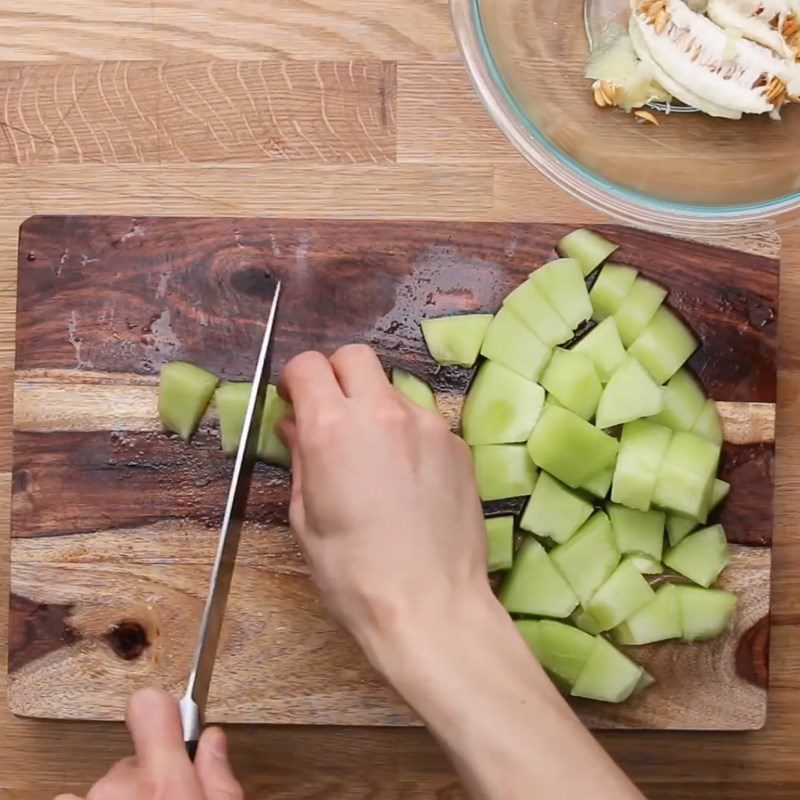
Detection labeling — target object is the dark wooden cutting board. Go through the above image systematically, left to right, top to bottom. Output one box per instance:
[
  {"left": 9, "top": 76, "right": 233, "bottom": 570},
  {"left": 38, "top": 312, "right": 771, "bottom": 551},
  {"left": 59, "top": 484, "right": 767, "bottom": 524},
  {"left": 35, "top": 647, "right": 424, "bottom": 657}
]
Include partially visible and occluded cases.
[{"left": 9, "top": 216, "right": 777, "bottom": 729}]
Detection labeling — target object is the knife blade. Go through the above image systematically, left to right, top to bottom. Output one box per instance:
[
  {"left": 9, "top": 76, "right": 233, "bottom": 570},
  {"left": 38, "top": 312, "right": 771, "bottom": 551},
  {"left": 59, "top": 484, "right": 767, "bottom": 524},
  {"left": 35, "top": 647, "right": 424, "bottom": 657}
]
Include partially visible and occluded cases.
[{"left": 180, "top": 280, "right": 282, "bottom": 759}]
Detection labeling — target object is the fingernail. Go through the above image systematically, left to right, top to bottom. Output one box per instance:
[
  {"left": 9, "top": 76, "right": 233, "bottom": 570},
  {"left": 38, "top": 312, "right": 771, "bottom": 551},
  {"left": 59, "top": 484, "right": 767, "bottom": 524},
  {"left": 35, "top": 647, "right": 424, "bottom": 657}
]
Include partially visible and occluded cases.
[{"left": 210, "top": 727, "right": 228, "bottom": 757}]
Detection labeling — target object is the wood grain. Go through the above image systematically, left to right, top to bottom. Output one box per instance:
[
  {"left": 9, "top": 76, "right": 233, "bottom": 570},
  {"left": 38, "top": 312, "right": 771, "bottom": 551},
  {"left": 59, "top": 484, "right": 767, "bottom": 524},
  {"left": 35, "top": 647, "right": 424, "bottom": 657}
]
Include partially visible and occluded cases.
[{"left": 0, "top": 1, "right": 797, "bottom": 797}]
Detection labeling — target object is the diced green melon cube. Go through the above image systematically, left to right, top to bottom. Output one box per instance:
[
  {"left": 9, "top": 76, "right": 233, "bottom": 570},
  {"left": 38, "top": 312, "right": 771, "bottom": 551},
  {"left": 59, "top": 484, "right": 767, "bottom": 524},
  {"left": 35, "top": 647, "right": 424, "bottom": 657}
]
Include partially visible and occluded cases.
[
  {"left": 557, "top": 228, "right": 619, "bottom": 276},
  {"left": 531, "top": 258, "right": 592, "bottom": 331},
  {"left": 590, "top": 262, "right": 638, "bottom": 322},
  {"left": 614, "top": 277, "right": 668, "bottom": 347},
  {"left": 504, "top": 279, "right": 572, "bottom": 346},
  {"left": 480, "top": 307, "right": 551, "bottom": 382},
  {"left": 628, "top": 307, "right": 699, "bottom": 384},
  {"left": 421, "top": 314, "right": 493, "bottom": 367},
  {"left": 571, "top": 317, "right": 626, "bottom": 383},
  {"left": 541, "top": 348, "right": 602, "bottom": 421},
  {"left": 595, "top": 356, "right": 664, "bottom": 429},
  {"left": 462, "top": 361, "right": 545, "bottom": 445},
  {"left": 158, "top": 362, "right": 219, "bottom": 441},
  {"left": 392, "top": 368, "right": 438, "bottom": 413},
  {"left": 650, "top": 369, "right": 706, "bottom": 431},
  {"left": 215, "top": 381, "right": 253, "bottom": 455},
  {"left": 257, "top": 384, "right": 292, "bottom": 467},
  {"left": 692, "top": 398, "right": 724, "bottom": 445},
  {"left": 527, "top": 406, "right": 619, "bottom": 488},
  {"left": 611, "top": 420, "right": 672, "bottom": 511},
  {"left": 652, "top": 431, "right": 720, "bottom": 520},
  {"left": 473, "top": 445, "right": 537, "bottom": 501},
  {"left": 579, "top": 461, "right": 615, "bottom": 499},
  {"left": 520, "top": 471, "right": 594, "bottom": 544},
  {"left": 711, "top": 478, "right": 731, "bottom": 509},
  {"left": 607, "top": 503, "right": 665, "bottom": 561},
  {"left": 550, "top": 512, "right": 620, "bottom": 603},
  {"left": 666, "top": 514, "right": 697, "bottom": 547},
  {"left": 485, "top": 516, "right": 514, "bottom": 572},
  {"left": 663, "top": 524, "right": 729, "bottom": 588},
  {"left": 499, "top": 540, "right": 578, "bottom": 618},
  {"left": 627, "top": 554, "right": 664, "bottom": 574},
  {"left": 585, "top": 559, "right": 655, "bottom": 631},
  {"left": 612, "top": 583, "right": 681, "bottom": 645},
  {"left": 674, "top": 584, "right": 737, "bottom": 642},
  {"left": 571, "top": 607, "right": 606, "bottom": 635},
  {"left": 520, "top": 620, "right": 597, "bottom": 687},
  {"left": 571, "top": 636, "right": 644, "bottom": 703}
]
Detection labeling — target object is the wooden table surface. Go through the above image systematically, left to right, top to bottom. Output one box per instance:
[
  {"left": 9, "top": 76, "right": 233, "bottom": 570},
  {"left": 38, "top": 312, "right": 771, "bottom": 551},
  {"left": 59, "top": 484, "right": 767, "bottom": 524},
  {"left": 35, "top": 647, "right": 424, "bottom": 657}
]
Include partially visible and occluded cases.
[{"left": 0, "top": 2, "right": 798, "bottom": 798}]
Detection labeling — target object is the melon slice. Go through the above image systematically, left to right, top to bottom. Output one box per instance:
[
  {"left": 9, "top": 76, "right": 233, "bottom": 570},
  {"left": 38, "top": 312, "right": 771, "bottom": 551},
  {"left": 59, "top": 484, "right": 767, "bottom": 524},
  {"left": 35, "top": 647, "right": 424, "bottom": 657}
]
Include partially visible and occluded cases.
[
  {"left": 557, "top": 229, "right": 619, "bottom": 276},
  {"left": 531, "top": 258, "right": 593, "bottom": 331},
  {"left": 590, "top": 262, "right": 638, "bottom": 322},
  {"left": 614, "top": 277, "right": 668, "bottom": 347},
  {"left": 503, "top": 279, "right": 572, "bottom": 346},
  {"left": 480, "top": 306, "right": 551, "bottom": 382},
  {"left": 630, "top": 307, "right": 699, "bottom": 385},
  {"left": 421, "top": 314, "right": 493, "bottom": 367},
  {"left": 572, "top": 317, "right": 627, "bottom": 383},
  {"left": 541, "top": 348, "right": 603, "bottom": 421},
  {"left": 595, "top": 356, "right": 665, "bottom": 429},
  {"left": 159, "top": 361, "right": 219, "bottom": 441},
  {"left": 392, "top": 368, "right": 438, "bottom": 413},
  {"left": 650, "top": 369, "right": 707, "bottom": 431},
  {"left": 215, "top": 381, "right": 253, "bottom": 455},
  {"left": 257, "top": 384, "right": 292, "bottom": 467},
  {"left": 692, "top": 397, "right": 724, "bottom": 445},
  {"left": 611, "top": 419, "right": 672, "bottom": 511},
  {"left": 473, "top": 445, "right": 538, "bottom": 501},
  {"left": 580, "top": 461, "right": 616, "bottom": 499},
  {"left": 520, "top": 471, "right": 594, "bottom": 544},
  {"left": 608, "top": 503, "right": 665, "bottom": 561},
  {"left": 485, "top": 516, "right": 514, "bottom": 572},
  {"left": 664, "top": 524, "right": 730, "bottom": 587},
  {"left": 627, "top": 553, "right": 665, "bottom": 574},
  {"left": 585, "top": 559, "right": 656, "bottom": 631},
  {"left": 612, "top": 582, "right": 682, "bottom": 645},
  {"left": 675, "top": 584, "right": 737, "bottom": 642},
  {"left": 517, "top": 620, "right": 597, "bottom": 688},
  {"left": 571, "top": 636, "right": 644, "bottom": 703}
]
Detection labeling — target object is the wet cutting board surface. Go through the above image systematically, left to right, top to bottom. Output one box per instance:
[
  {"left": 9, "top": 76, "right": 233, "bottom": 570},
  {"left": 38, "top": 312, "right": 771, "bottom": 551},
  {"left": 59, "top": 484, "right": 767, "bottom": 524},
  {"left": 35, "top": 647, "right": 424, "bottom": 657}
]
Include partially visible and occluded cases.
[{"left": 9, "top": 216, "right": 777, "bottom": 729}]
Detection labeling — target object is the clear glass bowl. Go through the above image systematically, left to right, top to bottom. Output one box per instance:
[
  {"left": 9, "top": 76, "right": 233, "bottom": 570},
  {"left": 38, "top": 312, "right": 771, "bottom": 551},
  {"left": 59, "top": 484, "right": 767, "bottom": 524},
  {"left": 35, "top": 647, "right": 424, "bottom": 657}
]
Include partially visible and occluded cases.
[{"left": 450, "top": 0, "right": 800, "bottom": 235}]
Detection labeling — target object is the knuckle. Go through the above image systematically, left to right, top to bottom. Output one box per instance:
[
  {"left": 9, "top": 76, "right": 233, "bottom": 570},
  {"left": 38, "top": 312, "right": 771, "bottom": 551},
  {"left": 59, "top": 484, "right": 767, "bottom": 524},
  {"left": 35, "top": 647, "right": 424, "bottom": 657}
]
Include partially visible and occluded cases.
[
  {"left": 332, "top": 342, "right": 374, "bottom": 362},
  {"left": 283, "top": 350, "right": 327, "bottom": 379},
  {"left": 374, "top": 401, "right": 412, "bottom": 430}
]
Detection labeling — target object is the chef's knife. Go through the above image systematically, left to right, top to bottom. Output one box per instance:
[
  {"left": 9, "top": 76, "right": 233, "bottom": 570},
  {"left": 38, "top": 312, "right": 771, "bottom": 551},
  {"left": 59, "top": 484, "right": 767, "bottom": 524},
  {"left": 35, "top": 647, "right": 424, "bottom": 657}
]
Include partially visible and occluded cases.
[{"left": 180, "top": 281, "right": 282, "bottom": 759}]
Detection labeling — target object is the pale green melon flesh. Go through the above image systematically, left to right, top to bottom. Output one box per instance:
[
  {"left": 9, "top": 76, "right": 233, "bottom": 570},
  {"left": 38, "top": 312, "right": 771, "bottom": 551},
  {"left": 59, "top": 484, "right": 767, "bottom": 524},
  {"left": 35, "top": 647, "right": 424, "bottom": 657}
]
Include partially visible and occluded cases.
[
  {"left": 557, "top": 229, "right": 619, "bottom": 277},
  {"left": 531, "top": 258, "right": 593, "bottom": 331},
  {"left": 590, "top": 262, "right": 638, "bottom": 322},
  {"left": 614, "top": 277, "right": 668, "bottom": 347},
  {"left": 503, "top": 279, "right": 572, "bottom": 346},
  {"left": 480, "top": 306, "right": 551, "bottom": 382},
  {"left": 629, "top": 307, "right": 699, "bottom": 384},
  {"left": 421, "top": 314, "right": 493, "bottom": 367},
  {"left": 572, "top": 317, "right": 627, "bottom": 383},
  {"left": 541, "top": 348, "right": 603, "bottom": 421},
  {"left": 595, "top": 356, "right": 665, "bottom": 429},
  {"left": 158, "top": 361, "right": 219, "bottom": 441},
  {"left": 461, "top": 361, "right": 545, "bottom": 445},
  {"left": 392, "top": 368, "right": 438, "bottom": 413},
  {"left": 650, "top": 369, "right": 706, "bottom": 430},
  {"left": 215, "top": 381, "right": 253, "bottom": 455},
  {"left": 257, "top": 384, "right": 292, "bottom": 467},
  {"left": 692, "top": 398, "right": 724, "bottom": 445},
  {"left": 528, "top": 405, "right": 619, "bottom": 489},
  {"left": 611, "top": 419, "right": 672, "bottom": 511},
  {"left": 473, "top": 445, "right": 538, "bottom": 502},
  {"left": 580, "top": 461, "right": 615, "bottom": 499},
  {"left": 520, "top": 470, "right": 594, "bottom": 544},
  {"left": 666, "top": 478, "right": 730, "bottom": 546},
  {"left": 607, "top": 503, "right": 665, "bottom": 561},
  {"left": 550, "top": 512, "right": 621, "bottom": 603},
  {"left": 485, "top": 516, "right": 514, "bottom": 572},
  {"left": 664, "top": 524, "right": 729, "bottom": 588},
  {"left": 499, "top": 540, "right": 579, "bottom": 618},
  {"left": 627, "top": 553, "right": 664, "bottom": 574},
  {"left": 585, "top": 559, "right": 656, "bottom": 631},
  {"left": 612, "top": 583, "right": 682, "bottom": 645},
  {"left": 675, "top": 584, "right": 737, "bottom": 642},
  {"left": 571, "top": 607, "right": 606, "bottom": 635},
  {"left": 523, "top": 620, "right": 597, "bottom": 687},
  {"left": 571, "top": 636, "right": 644, "bottom": 703}
]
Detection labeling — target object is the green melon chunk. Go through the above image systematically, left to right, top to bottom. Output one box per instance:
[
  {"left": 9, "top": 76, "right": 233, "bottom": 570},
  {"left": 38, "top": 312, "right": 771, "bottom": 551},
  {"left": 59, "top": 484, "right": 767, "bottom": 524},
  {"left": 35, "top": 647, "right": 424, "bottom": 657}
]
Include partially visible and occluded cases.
[
  {"left": 557, "top": 228, "right": 619, "bottom": 276},
  {"left": 531, "top": 258, "right": 592, "bottom": 331},
  {"left": 590, "top": 262, "right": 638, "bottom": 322},
  {"left": 614, "top": 277, "right": 668, "bottom": 347},
  {"left": 503, "top": 279, "right": 572, "bottom": 346},
  {"left": 480, "top": 307, "right": 551, "bottom": 382},
  {"left": 628, "top": 307, "right": 699, "bottom": 384},
  {"left": 421, "top": 314, "right": 493, "bottom": 367},
  {"left": 572, "top": 317, "right": 627, "bottom": 383},
  {"left": 541, "top": 348, "right": 602, "bottom": 421},
  {"left": 595, "top": 356, "right": 665, "bottom": 429},
  {"left": 462, "top": 361, "right": 545, "bottom": 445},
  {"left": 158, "top": 362, "right": 219, "bottom": 441},
  {"left": 392, "top": 368, "right": 438, "bottom": 413},
  {"left": 650, "top": 369, "right": 706, "bottom": 431},
  {"left": 215, "top": 381, "right": 253, "bottom": 455},
  {"left": 257, "top": 384, "right": 292, "bottom": 467},
  {"left": 692, "top": 398, "right": 724, "bottom": 445},
  {"left": 527, "top": 405, "right": 619, "bottom": 489},
  {"left": 611, "top": 420, "right": 672, "bottom": 511},
  {"left": 652, "top": 431, "right": 720, "bottom": 519},
  {"left": 473, "top": 445, "right": 537, "bottom": 501},
  {"left": 580, "top": 460, "right": 615, "bottom": 499},
  {"left": 520, "top": 471, "right": 594, "bottom": 544},
  {"left": 711, "top": 478, "right": 731, "bottom": 509},
  {"left": 607, "top": 503, "right": 665, "bottom": 561},
  {"left": 550, "top": 512, "right": 621, "bottom": 603},
  {"left": 666, "top": 514, "right": 697, "bottom": 547},
  {"left": 485, "top": 516, "right": 514, "bottom": 572},
  {"left": 663, "top": 524, "right": 729, "bottom": 588},
  {"left": 499, "top": 540, "right": 579, "bottom": 618},
  {"left": 627, "top": 554, "right": 664, "bottom": 574},
  {"left": 585, "top": 559, "right": 656, "bottom": 631},
  {"left": 612, "top": 583, "right": 681, "bottom": 645},
  {"left": 675, "top": 584, "right": 737, "bottom": 642},
  {"left": 571, "top": 607, "right": 606, "bottom": 635},
  {"left": 514, "top": 619, "right": 541, "bottom": 652},
  {"left": 522, "top": 620, "right": 597, "bottom": 687},
  {"left": 571, "top": 636, "right": 644, "bottom": 703}
]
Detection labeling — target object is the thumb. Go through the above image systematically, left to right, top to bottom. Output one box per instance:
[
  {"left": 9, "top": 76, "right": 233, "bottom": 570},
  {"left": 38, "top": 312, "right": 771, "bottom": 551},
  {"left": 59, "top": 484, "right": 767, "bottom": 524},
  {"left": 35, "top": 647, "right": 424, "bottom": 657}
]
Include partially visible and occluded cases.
[{"left": 195, "top": 727, "right": 244, "bottom": 800}]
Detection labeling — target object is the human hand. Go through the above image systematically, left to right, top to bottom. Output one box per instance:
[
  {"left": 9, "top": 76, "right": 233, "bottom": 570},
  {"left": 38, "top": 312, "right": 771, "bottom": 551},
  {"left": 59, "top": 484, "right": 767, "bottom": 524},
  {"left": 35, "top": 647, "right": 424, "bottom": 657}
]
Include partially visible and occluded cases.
[
  {"left": 279, "top": 344, "right": 495, "bottom": 669},
  {"left": 54, "top": 688, "right": 242, "bottom": 800}
]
